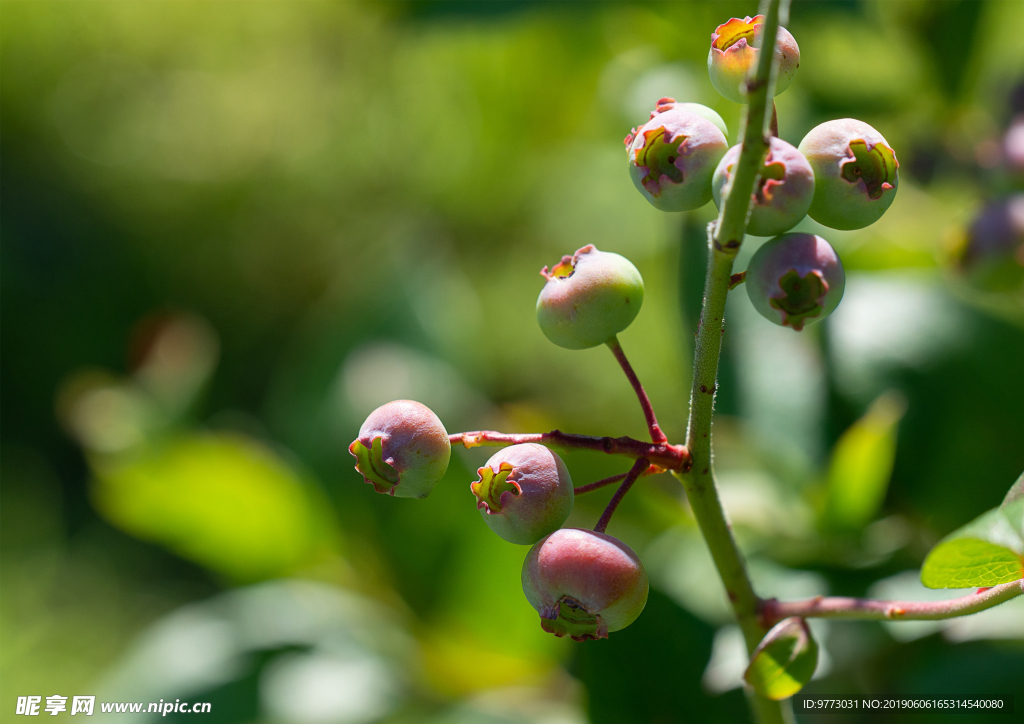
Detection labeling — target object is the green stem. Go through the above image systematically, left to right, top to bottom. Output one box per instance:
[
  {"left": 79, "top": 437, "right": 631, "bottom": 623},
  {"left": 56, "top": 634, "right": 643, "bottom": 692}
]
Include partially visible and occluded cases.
[{"left": 675, "top": 1, "right": 790, "bottom": 722}]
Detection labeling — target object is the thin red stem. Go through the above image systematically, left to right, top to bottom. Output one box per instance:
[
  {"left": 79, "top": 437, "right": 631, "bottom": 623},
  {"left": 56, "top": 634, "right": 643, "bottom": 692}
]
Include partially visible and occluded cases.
[
  {"left": 606, "top": 336, "right": 668, "bottom": 443},
  {"left": 449, "top": 430, "right": 690, "bottom": 472},
  {"left": 594, "top": 458, "right": 648, "bottom": 534},
  {"left": 574, "top": 473, "right": 627, "bottom": 495},
  {"left": 759, "top": 579, "right": 1024, "bottom": 625}
]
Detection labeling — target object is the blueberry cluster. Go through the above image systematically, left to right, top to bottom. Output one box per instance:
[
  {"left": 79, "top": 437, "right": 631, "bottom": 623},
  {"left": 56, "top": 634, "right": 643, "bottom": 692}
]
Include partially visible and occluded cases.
[
  {"left": 347, "top": 12, "right": 903, "bottom": 644},
  {"left": 627, "top": 15, "right": 899, "bottom": 331},
  {"left": 350, "top": 245, "right": 654, "bottom": 641}
]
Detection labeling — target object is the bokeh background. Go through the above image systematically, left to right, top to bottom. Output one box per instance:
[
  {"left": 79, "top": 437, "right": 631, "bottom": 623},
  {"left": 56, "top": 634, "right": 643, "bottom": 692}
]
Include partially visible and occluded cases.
[{"left": 3, "top": 1, "right": 1024, "bottom": 722}]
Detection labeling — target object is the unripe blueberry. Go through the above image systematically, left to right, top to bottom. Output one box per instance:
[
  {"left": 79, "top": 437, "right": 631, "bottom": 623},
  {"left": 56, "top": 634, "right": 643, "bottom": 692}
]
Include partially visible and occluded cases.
[
  {"left": 708, "top": 16, "right": 800, "bottom": 105},
  {"left": 625, "top": 98, "right": 728, "bottom": 212},
  {"left": 651, "top": 98, "right": 729, "bottom": 137},
  {"left": 798, "top": 119, "right": 899, "bottom": 230},
  {"left": 712, "top": 137, "right": 815, "bottom": 237},
  {"left": 953, "top": 196, "right": 1024, "bottom": 292},
  {"left": 745, "top": 233, "right": 845, "bottom": 331},
  {"left": 537, "top": 244, "right": 644, "bottom": 350},
  {"left": 349, "top": 400, "right": 450, "bottom": 499},
  {"left": 471, "top": 443, "right": 573, "bottom": 545},
  {"left": 522, "top": 528, "right": 648, "bottom": 641}
]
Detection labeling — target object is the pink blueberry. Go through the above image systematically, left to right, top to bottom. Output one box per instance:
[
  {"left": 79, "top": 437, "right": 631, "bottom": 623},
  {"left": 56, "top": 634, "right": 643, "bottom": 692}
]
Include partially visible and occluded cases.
[
  {"left": 708, "top": 16, "right": 800, "bottom": 104},
  {"left": 625, "top": 98, "right": 729, "bottom": 212},
  {"left": 712, "top": 136, "right": 815, "bottom": 237},
  {"left": 954, "top": 196, "right": 1024, "bottom": 292},
  {"left": 745, "top": 233, "right": 846, "bottom": 331},
  {"left": 349, "top": 400, "right": 450, "bottom": 499},
  {"left": 471, "top": 443, "right": 574, "bottom": 545},
  {"left": 522, "top": 528, "right": 649, "bottom": 641}
]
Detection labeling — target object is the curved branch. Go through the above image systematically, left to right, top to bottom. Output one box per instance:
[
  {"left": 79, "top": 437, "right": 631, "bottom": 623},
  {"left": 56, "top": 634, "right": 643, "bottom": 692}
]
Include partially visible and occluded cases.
[
  {"left": 449, "top": 430, "right": 690, "bottom": 472},
  {"left": 760, "top": 579, "right": 1024, "bottom": 624}
]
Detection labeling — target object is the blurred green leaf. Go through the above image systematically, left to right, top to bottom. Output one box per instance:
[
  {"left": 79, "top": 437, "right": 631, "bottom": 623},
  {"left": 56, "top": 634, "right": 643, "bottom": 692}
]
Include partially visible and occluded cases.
[
  {"left": 823, "top": 391, "right": 906, "bottom": 529},
  {"left": 91, "top": 433, "right": 337, "bottom": 581},
  {"left": 921, "top": 498, "right": 1024, "bottom": 589},
  {"left": 743, "top": 616, "right": 818, "bottom": 701}
]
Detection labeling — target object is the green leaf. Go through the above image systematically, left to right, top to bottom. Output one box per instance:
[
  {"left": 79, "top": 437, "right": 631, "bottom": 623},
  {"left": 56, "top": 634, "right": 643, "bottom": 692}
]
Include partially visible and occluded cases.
[
  {"left": 823, "top": 392, "right": 905, "bottom": 529},
  {"left": 92, "top": 432, "right": 338, "bottom": 581},
  {"left": 921, "top": 497, "right": 1024, "bottom": 589},
  {"left": 744, "top": 617, "right": 818, "bottom": 701}
]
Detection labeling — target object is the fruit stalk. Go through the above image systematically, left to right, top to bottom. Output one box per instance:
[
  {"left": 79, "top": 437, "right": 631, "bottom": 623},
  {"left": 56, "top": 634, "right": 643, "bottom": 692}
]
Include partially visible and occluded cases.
[
  {"left": 676, "top": 1, "right": 791, "bottom": 722},
  {"left": 606, "top": 335, "right": 667, "bottom": 443},
  {"left": 449, "top": 430, "right": 690, "bottom": 471},
  {"left": 594, "top": 457, "right": 649, "bottom": 534},
  {"left": 573, "top": 472, "right": 628, "bottom": 495},
  {"left": 760, "top": 579, "right": 1024, "bottom": 624}
]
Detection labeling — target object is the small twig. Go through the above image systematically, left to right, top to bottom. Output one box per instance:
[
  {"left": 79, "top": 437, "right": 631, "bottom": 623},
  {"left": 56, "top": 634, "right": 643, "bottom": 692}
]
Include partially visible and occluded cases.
[
  {"left": 769, "top": 100, "right": 778, "bottom": 138},
  {"left": 728, "top": 271, "right": 747, "bottom": 290},
  {"left": 606, "top": 336, "right": 668, "bottom": 443},
  {"left": 449, "top": 430, "right": 690, "bottom": 472},
  {"left": 594, "top": 458, "right": 648, "bottom": 534},
  {"left": 574, "top": 463, "right": 662, "bottom": 495},
  {"left": 574, "top": 472, "right": 627, "bottom": 495},
  {"left": 759, "top": 579, "right": 1024, "bottom": 625}
]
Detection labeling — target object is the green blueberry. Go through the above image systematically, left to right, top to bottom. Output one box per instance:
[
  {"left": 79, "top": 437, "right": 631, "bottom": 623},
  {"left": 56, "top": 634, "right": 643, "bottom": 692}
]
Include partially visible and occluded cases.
[
  {"left": 708, "top": 15, "right": 800, "bottom": 104},
  {"left": 660, "top": 98, "right": 729, "bottom": 137},
  {"left": 625, "top": 100, "right": 728, "bottom": 211},
  {"left": 798, "top": 119, "right": 899, "bottom": 230},
  {"left": 712, "top": 136, "right": 815, "bottom": 237},
  {"left": 746, "top": 233, "right": 846, "bottom": 331},
  {"left": 536, "top": 244, "right": 644, "bottom": 350},
  {"left": 349, "top": 400, "right": 450, "bottom": 499},
  {"left": 471, "top": 443, "right": 573, "bottom": 545},
  {"left": 522, "top": 528, "right": 649, "bottom": 641}
]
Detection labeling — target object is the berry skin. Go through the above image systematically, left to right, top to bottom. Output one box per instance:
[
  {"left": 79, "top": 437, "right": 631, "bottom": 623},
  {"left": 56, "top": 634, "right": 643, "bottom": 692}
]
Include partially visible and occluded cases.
[
  {"left": 708, "top": 16, "right": 800, "bottom": 104},
  {"left": 625, "top": 98, "right": 728, "bottom": 212},
  {"left": 666, "top": 100, "right": 729, "bottom": 138},
  {"left": 798, "top": 119, "right": 899, "bottom": 230},
  {"left": 712, "top": 137, "right": 815, "bottom": 237},
  {"left": 745, "top": 233, "right": 846, "bottom": 331},
  {"left": 537, "top": 244, "right": 644, "bottom": 350},
  {"left": 349, "top": 400, "right": 450, "bottom": 499},
  {"left": 471, "top": 443, "right": 574, "bottom": 545},
  {"left": 522, "top": 528, "right": 649, "bottom": 641}
]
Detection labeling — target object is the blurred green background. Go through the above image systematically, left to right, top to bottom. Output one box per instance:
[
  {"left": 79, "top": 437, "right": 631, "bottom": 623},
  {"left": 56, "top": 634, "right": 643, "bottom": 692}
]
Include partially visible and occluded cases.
[{"left": 3, "top": 1, "right": 1024, "bottom": 722}]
